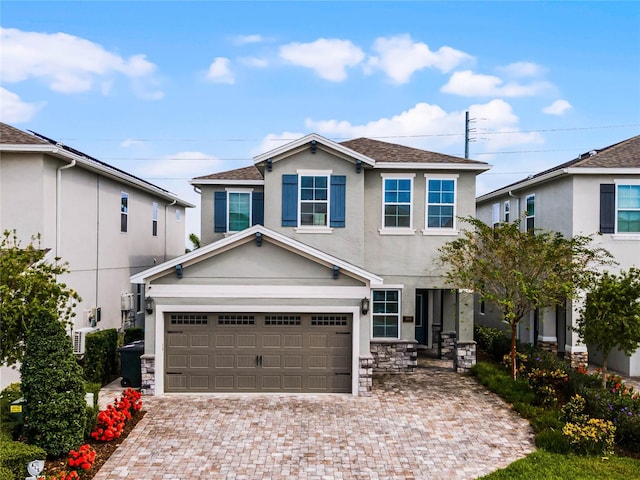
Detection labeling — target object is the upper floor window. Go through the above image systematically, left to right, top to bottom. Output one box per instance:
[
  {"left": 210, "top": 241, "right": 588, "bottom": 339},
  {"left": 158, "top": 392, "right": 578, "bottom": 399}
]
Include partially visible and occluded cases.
[
  {"left": 281, "top": 173, "right": 344, "bottom": 230},
  {"left": 300, "top": 175, "right": 328, "bottom": 227},
  {"left": 382, "top": 175, "right": 413, "bottom": 230},
  {"left": 425, "top": 176, "right": 456, "bottom": 231},
  {"left": 617, "top": 184, "right": 640, "bottom": 233},
  {"left": 228, "top": 191, "right": 251, "bottom": 232},
  {"left": 120, "top": 192, "right": 129, "bottom": 233},
  {"left": 525, "top": 194, "right": 535, "bottom": 232},
  {"left": 504, "top": 200, "right": 511, "bottom": 222},
  {"left": 152, "top": 202, "right": 158, "bottom": 236},
  {"left": 491, "top": 203, "right": 500, "bottom": 227},
  {"left": 176, "top": 208, "right": 181, "bottom": 222},
  {"left": 372, "top": 289, "right": 400, "bottom": 339}
]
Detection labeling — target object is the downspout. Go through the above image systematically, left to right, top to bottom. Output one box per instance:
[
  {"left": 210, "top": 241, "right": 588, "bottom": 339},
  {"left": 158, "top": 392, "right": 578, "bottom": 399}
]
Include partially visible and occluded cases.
[
  {"left": 56, "top": 159, "right": 77, "bottom": 260},
  {"left": 164, "top": 199, "right": 177, "bottom": 262}
]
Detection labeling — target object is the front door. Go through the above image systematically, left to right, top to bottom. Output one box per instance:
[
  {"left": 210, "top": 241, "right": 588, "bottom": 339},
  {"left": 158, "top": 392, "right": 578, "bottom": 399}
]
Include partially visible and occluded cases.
[{"left": 415, "top": 290, "right": 428, "bottom": 346}]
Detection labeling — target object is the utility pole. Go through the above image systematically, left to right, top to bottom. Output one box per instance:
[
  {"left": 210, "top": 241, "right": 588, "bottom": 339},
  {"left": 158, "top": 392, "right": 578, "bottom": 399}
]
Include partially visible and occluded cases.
[{"left": 464, "top": 111, "right": 476, "bottom": 159}]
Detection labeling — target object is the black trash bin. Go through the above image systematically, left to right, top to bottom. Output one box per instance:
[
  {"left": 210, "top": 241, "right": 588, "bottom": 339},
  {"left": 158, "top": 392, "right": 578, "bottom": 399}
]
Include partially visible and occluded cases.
[{"left": 119, "top": 340, "right": 144, "bottom": 388}]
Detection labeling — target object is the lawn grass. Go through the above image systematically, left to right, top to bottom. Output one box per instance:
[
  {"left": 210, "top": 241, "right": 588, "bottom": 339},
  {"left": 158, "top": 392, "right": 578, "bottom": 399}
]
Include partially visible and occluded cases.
[{"left": 480, "top": 450, "right": 640, "bottom": 480}]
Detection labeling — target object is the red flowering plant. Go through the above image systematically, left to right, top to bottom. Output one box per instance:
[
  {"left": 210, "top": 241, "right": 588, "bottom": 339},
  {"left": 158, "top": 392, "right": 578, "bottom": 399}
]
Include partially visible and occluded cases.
[
  {"left": 90, "top": 388, "right": 143, "bottom": 442},
  {"left": 67, "top": 444, "right": 96, "bottom": 472},
  {"left": 38, "top": 471, "right": 79, "bottom": 480}
]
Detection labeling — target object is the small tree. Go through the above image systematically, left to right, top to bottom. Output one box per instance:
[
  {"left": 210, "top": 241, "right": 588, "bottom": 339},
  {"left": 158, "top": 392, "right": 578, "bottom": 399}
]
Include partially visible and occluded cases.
[
  {"left": 439, "top": 217, "right": 612, "bottom": 379},
  {"left": 0, "top": 230, "right": 80, "bottom": 366},
  {"left": 185, "top": 233, "right": 201, "bottom": 253},
  {"left": 575, "top": 268, "right": 640, "bottom": 387},
  {"left": 21, "top": 310, "right": 86, "bottom": 456}
]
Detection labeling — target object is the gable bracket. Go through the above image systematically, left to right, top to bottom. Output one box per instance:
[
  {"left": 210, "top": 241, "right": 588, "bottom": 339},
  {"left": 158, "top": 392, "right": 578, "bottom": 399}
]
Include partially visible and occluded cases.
[
  {"left": 310, "top": 140, "right": 317, "bottom": 154},
  {"left": 266, "top": 158, "right": 273, "bottom": 172},
  {"left": 356, "top": 159, "right": 362, "bottom": 173},
  {"left": 255, "top": 232, "right": 263, "bottom": 246},
  {"left": 333, "top": 265, "right": 340, "bottom": 279}
]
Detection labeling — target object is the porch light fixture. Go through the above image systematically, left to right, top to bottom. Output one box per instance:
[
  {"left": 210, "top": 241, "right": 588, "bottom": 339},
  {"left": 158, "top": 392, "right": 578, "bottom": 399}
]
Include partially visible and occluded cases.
[
  {"left": 144, "top": 296, "right": 154, "bottom": 314},
  {"left": 361, "top": 297, "right": 370, "bottom": 315}
]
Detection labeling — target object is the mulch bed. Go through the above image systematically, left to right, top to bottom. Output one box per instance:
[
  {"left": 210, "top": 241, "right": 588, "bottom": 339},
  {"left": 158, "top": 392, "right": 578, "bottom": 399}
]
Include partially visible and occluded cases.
[{"left": 42, "top": 410, "right": 145, "bottom": 479}]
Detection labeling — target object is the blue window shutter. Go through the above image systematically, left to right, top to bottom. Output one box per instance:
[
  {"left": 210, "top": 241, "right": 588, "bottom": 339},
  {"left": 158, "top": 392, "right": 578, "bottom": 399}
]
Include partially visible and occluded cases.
[
  {"left": 282, "top": 174, "right": 298, "bottom": 226},
  {"left": 330, "top": 175, "right": 346, "bottom": 228},
  {"left": 600, "top": 184, "right": 615, "bottom": 233},
  {"left": 214, "top": 191, "right": 227, "bottom": 232},
  {"left": 252, "top": 191, "right": 264, "bottom": 226}
]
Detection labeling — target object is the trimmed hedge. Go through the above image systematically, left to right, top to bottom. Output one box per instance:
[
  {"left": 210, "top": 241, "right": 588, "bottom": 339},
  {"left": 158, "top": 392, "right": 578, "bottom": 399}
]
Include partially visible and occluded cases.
[
  {"left": 21, "top": 311, "right": 87, "bottom": 457},
  {"left": 474, "top": 324, "right": 511, "bottom": 361},
  {"left": 124, "top": 327, "right": 144, "bottom": 345},
  {"left": 83, "top": 328, "right": 118, "bottom": 384},
  {"left": 0, "top": 433, "right": 46, "bottom": 479}
]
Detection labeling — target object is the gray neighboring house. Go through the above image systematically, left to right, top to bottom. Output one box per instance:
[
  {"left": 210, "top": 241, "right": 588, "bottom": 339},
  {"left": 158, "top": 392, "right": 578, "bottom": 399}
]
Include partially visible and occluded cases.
[
  {"left": 0, "top": 122, "right": 193, "bottom": 388},
  {"left": 131, "top": 133, "right": 490, "bottom": 396},
  {"left": 476, "top": 135, "right": 640, "bottom": 376}
]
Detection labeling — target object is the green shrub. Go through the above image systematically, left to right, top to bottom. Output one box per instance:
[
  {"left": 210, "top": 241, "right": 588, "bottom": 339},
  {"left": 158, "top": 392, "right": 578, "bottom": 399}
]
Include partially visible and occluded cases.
[
  {"left": 21, "top": 311, "right": 87, "bottom": 457},
  {"left": 474, "top": 324, "right": 511, "bottom": 360},
  {"left": 124, "top": 327, "right": 144, "bottom": 345},
  {"left": 83, "top": 328, "right": 118, "bottom": 384},
  {"left": 471, "top": 361, "right": 535, "bottom": 405},
  {"left": 84, "top": 382, "right": 101, "bottom": 410},
  {"left": 0, "top": 383, "right": 22, "bottom": 438},
  {"left": 84, "top": 406, "right": 98, "bottom": 440},
  {"left": 616, "top": 413, "right": 640, "bottom": 453},
  {"left": 562, "top": 418, "right": 616, "bottom": 456},
  {"left": 535, "top": 428, "right": 571, "bottom": 453},
  {"left": 0, "top": 437, "right": 46, "bottom": 479},
  {"left": 0, "top": 465, "right": 13, "bottom": 480}
]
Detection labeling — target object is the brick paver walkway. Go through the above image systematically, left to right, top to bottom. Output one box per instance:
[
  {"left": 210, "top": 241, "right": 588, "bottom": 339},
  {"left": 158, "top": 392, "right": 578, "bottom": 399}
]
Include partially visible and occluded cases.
[{"left": 93, "top": 359, "right": 535, "bottom": 480}]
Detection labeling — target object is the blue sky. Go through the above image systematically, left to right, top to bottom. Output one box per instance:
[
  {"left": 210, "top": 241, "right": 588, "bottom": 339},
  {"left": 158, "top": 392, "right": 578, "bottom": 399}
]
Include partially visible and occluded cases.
[{"left": 2, "top": 1, "right": 639, "bottom": 240}]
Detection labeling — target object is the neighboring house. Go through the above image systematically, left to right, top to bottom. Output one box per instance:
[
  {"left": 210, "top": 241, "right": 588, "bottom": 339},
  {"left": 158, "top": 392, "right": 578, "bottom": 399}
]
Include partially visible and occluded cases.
[
  {"left": 0, "top": 122, "right": 193, "bottom": 388},
  {"left": 131, "top": 133, "right": 490, "bottom": 396},
  {"left": 476, "top": 135, "right": 640, "bottom": 376}
]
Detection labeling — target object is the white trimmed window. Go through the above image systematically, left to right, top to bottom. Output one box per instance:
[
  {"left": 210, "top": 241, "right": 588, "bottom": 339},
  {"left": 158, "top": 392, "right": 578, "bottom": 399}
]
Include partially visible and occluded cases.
[
  {"left": 381, "top": 174, "right": 414, "bottom": 232},
  {"left": 299, "top": 175, "right": 328, "bottom": 227},
  {"left": 424, "top": 175, "right": 457, "bottom": 232},
  {"left": 616, "top": 183, "right": 640, "bottom": 233},
  {"left": 227, "top": 191, "right": 252, "bottom": 232},
  {"left": 120, "top": 192, "right": 129, "bottom": 233},
  {"left": 525, "top": 194, "right": 535, "bottom": 232},
  {"left": 504, "top": 200, "right": 511, "bottom": 222},
  {"left": 152, "top": 202, "right": 158, "bottom": 236},
  {"left": 492, "top": 203, "right": 500, "bottom": 227},
  {"left": 176, "top": 208, "right": 181, "bottom": 222},
  {"left": 372, "top": 289, "right": 400, "bottom": 338}
]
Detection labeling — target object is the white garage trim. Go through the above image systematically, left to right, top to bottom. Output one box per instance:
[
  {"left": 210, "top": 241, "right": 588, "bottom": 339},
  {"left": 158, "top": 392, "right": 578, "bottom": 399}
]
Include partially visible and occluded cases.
[
  {"left": 147, "top": 285, "right": 371, "bottom": 299},
  {"left": 153, "top": 304, "right": 362, "bottom": 396}
]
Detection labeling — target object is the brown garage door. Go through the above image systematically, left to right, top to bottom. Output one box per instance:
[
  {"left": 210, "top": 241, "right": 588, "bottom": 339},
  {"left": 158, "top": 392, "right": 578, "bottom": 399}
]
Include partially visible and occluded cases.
[{"left": 165, "top": 313, "right": 352, "bottom": 393}]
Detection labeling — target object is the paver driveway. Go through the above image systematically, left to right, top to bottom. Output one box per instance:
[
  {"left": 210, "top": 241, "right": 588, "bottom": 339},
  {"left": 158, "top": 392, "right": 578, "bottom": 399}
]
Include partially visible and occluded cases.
[{"left": 93, "top": 359, "right": 534, "bottom": 480}]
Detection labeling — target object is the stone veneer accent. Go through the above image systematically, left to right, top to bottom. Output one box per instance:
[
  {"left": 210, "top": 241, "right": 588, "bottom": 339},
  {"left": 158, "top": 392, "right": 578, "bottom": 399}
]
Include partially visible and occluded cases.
[
  {"left": 440, "top": 331, "right": 456, "bottom": 360},
  {"left": 370, "top": 340, "right": 418, "bottom": 372},
  {"left": 538, "top": 340, "right": 558, "bottom": 355},
  {"left": 454, "top": 341, "right": 477, "bottom": 373},
  {"left": 565, "top": 350, "right": 588, "bottom": 369},
  {"left": 140, "top": 354, "right": 156, "bottom": 396},
  {"left": 358, "top": 357, "right": 374, "bottom": 396}
]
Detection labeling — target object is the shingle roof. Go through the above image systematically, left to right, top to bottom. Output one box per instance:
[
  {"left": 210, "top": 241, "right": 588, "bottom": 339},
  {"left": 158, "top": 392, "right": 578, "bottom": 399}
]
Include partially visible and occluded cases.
[
  {"left": 0, "top": 122, "right": 50, "bottom": 145},
  {"left": 479, "top": 134, "right": 640, "bottom": 199},
  {"left": 340, "top": 137, "right": 487, "bottom": 165},
  {"left": 193, "top": 165, "right": 263, "bottom": 181}
]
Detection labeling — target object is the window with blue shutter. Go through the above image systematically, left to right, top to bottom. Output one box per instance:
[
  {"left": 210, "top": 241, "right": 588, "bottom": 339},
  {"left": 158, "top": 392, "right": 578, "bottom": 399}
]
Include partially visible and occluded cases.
[
  {"left": 282, "top": 175, "right": 298, "bottom": 226},
  {"left": 330, "top": 175, "right": 346, "bottom": 228},
  {"left": 600, "top": 184, "right": 615, "bottom": 234},
  {"left": 214, "top": 191, "right": 227, "bottom": 232},
  {"left": 252, "top": 191, "right": 264, "bottom": 226}
]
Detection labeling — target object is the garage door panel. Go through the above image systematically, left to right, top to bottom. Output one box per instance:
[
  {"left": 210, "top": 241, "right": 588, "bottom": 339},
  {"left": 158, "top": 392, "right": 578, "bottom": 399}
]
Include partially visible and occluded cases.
[{"left": 166, "top": 312, "right": 351, "bottom": 393}]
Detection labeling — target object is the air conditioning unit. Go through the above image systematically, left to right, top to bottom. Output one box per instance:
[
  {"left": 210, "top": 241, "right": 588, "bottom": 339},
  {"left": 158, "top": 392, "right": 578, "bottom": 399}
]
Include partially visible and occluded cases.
[
  {"left": 121, "top": 293, "right": 134, "bottom": 312},
  {"left": 73, "top": 327, "right": 98, "bottom": 355}
]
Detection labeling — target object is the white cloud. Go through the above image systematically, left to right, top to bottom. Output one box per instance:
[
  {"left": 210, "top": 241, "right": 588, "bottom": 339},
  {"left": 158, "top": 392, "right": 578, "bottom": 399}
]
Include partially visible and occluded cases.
[
  {"left": 0, "top": 27, "right": 162, "bottom": 98},
  {"left": 233, "top": 34, "right": 264, "bottom": 45},
  {"left": 366, "top": 34, "right": 473, "bottom": 83},
  {"left": 279, "top": 38, "right": 364, "bottom": 82},
  {"left": 238, "top": 56, "right": 269, "bottom": 68},
  {"left": 206, "top": 57, "right": 235, "bottom": 84},
  {"left": 498, "top": 61, "right": 545, "bottom": 78},
  {"left": 441, "top": 70, "right": 552, "bottom": 97},
  {"left": 0, "top": 87, "right": 44, "bottom": 123},
  {"left": 543, "top": 99, "right": 572, "bottom": 115},
  {"left": 252, "top": 131, "right": 307, "bottom": 157},
  {"left": 120, "top": 138, "right": 145, "bottom": 148}
]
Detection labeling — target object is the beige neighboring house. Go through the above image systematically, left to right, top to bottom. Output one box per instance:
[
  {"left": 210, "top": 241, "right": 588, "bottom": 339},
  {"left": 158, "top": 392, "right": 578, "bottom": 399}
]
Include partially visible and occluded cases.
[
  {"left": 0, "top": 122, "right": 193, "bottom": 388},
  {"left": 131, "top": 133, "right": 490, "bottom": 396},
  {"left": 476, "top": 135, "right": 640, "bottom": 376}
]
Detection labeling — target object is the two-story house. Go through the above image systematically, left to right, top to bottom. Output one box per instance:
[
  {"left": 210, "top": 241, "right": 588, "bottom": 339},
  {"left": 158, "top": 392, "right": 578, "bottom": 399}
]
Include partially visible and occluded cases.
[
  {"left": 0, "top": 122, "right": 193, "bottom": 388},
  {"left": 131, "top": 134, "right": 490, "bottom": 396},
  {"left": 475, "top": 135, "right": 640, "bottom": 376}
]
